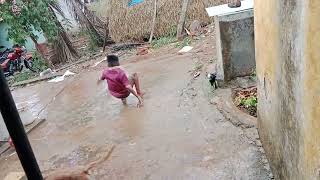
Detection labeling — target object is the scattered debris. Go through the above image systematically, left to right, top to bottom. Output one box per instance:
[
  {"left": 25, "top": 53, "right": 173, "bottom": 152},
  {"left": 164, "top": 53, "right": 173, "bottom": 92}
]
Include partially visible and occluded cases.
[
  {"left": 228, "top": 0, "right": 241, "bottom": 8},
  {"left": 189, "top": 20, "right": 201, "bottom": 36},
  {"left": 111, "top": 43, "right": 145, "bottom": 52},
  {"left": 136, "top": 46, "right": 150, "bottom": 56},
  {"left": 178, "top": 46, "right": 193, "bottom": 54},
  {"left": 91, "top": 58, "right": 106, "bottom": 68},
  {"left": 40, "top": 68, "right": 54, "bottom": 77},
  {"left": 48, "top": 70, "right": 76, "bottom": 83},
  {"left": 193, "top": 71, "right": 201, "bottom": 78},
  {"left": 233, "top": 87, "right": 257, "bottom": 117},
  {"left": 9, "top": 152, "right": 16, "bottom": 157},
  {"left": 202, "top": 156, "right": 214, "bottom": 162},
  {"left": 4, "top": 172, "right": 25, "bottom": 180}
]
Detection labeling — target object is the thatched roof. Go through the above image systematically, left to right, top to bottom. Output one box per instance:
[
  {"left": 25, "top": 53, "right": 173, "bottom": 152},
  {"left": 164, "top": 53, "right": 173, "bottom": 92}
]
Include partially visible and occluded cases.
[{"left": 107, "top": 0, "right": 227, "bottom": 42}]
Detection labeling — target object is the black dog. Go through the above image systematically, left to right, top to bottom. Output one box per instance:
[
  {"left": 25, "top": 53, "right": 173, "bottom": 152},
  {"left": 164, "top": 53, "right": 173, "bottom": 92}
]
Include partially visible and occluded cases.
[{"left": 208, "top": 73, "right": 218, "bottom": 89}]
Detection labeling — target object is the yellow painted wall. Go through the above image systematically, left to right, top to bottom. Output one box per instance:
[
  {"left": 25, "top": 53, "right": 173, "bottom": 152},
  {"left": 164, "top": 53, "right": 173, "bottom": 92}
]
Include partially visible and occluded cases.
[{"left": 255, "top": 0, "right": 320, "bottom": 179}]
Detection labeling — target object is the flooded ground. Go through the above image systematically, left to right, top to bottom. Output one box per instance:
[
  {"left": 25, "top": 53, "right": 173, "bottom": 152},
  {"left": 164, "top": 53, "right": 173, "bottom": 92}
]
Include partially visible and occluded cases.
[{"left": 0, "top": 40, "right": 270, "bottom": 179}]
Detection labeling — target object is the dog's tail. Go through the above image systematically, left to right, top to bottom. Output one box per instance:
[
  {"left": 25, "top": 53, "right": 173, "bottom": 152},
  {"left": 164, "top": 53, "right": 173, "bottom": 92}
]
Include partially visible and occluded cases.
[{"left": 84, "top": 145, "right": 116, "bottom": 174}]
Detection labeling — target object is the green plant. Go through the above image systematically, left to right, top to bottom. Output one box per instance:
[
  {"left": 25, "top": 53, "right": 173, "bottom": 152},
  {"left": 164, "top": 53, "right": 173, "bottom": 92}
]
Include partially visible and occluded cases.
[
  {"left": 166, "top": 25, "right": 177, "bottom": 37},
  {"left": 84, "top": 30, "right": 100, "bottom": 52},
  {"left": 151, "top": 36, "right": 177, "bottom": 49},
  {"left": 175, "top": 36, "right": 191, "bottom": 48},
  {"left": 32, "top": 52, "right": 49, "bottom": 72},
  {"left": 250, "top": 69, "right": 257, "bottom": 81},
  {"left": 13, "top": 71, "right": 35, "bottom": 83},
  {"left": 240, "top": 96, "right": 258, "bottom": 108}
]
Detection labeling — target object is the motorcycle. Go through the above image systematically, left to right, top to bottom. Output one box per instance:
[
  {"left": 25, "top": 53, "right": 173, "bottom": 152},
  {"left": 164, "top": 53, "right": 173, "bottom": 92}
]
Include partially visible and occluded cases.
[
  {"left": 0, "top": 45, "right": 35, "bottom": 77},
  {"left": 0, "top": 46, "right": 12, "bottom": 62}
]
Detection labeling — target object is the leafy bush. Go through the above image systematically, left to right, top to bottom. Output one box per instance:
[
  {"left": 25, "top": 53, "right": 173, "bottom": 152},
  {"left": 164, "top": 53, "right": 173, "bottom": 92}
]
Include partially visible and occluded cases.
[
  {"left": 32, "top": 52, "right": 49, "bottom": 72},
  {"left": 240, "top": 96, "right": 257, "bottom": 108}
]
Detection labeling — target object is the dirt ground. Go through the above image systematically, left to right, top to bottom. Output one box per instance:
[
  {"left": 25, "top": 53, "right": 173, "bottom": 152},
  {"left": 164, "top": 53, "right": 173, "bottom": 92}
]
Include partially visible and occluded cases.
[{"left": 0, "top": 36, "right": 270, "bottom": 179}]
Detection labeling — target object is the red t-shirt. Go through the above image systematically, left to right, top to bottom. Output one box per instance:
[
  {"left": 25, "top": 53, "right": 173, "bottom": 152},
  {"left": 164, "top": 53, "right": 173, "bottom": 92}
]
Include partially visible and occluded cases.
[{"left": 101, "top": 68, "right": 130, "bottom": 99}]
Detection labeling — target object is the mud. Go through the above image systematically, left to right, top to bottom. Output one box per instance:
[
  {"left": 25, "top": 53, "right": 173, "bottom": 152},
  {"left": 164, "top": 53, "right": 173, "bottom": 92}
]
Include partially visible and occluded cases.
[{"left": 0, "top": 38, "right": 270, "bottom": 179}]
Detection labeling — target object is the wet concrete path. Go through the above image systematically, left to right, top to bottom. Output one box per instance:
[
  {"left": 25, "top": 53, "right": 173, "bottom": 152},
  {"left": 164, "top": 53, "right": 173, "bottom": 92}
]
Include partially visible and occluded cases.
[{"left": 0, "top": 47, "right": 269, "bottom": 179}]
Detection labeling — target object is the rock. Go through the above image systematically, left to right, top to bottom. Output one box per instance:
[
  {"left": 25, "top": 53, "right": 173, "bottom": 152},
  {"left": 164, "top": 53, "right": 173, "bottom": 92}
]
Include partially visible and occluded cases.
[
  {"left": 228, "top": 0, "right": 241, "bottom": 8},
  {"left": 189, "top": 20, "right": 202, "bottom": 35},
  {"left": 40, "top": 68, "right": 53, "bottom": 77},
  {"left": 210, "top": 96, "right": 220, "bottom": 105},
  {"left": 256, "top": 140, "right": 263, "bottom": 147},
  {"left": 258, "top": 147, "right": 265, "bottom": 154},
  {"left": 202, "top": 156, "right": 214, "bottom": 162},
  {"left": 262, "top": 158, "right": 269, "bottom": 164},
  {"left": 264, "top": 164, "right": 271, "bottom": 171},
  {"left": 268, "top": 173, "right": 274, "bottom": 179}
]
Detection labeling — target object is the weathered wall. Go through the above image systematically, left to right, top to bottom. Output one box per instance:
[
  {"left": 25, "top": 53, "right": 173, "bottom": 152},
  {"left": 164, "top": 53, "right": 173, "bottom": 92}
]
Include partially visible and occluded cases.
[{"left": 255, "top": 0, "right": 320, "bottom": 179}]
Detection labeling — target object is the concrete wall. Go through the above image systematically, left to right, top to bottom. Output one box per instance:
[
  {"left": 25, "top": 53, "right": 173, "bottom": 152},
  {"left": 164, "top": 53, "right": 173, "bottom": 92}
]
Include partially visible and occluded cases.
[
  {"left": 255, "top": 0, "right": 320, "bottom": 179},
  {"left": 215, "top": 9, "right": 255, "bottom": 82}
]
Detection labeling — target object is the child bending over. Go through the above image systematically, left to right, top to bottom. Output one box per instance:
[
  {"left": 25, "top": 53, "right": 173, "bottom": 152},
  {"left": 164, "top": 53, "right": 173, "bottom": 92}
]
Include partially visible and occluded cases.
[{"left": 98, "top": 55, "right": 143, "bottom": 107}]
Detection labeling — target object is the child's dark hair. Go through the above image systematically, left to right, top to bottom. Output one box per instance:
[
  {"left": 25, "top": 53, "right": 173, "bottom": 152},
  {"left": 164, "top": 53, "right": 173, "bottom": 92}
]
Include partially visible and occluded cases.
[{"left": 107, "top": 55, "right": 120, "bottom": 67}]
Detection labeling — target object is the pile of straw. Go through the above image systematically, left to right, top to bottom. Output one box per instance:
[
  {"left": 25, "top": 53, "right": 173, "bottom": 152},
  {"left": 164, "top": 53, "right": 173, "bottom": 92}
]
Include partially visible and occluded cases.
[{"left": 106, "top": 0, "right": 227, "bottom": 42}]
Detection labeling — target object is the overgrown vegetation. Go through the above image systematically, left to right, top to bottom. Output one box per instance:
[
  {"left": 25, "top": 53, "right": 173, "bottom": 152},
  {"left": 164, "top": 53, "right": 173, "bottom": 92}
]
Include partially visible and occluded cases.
[
  {"left": 87, "top": 31, "right": 100, "bottom": 52},
  {"left": 151, "top": 36, "right": 177, "bottom": 48},
  {"left": 176, "top": 36, "right": 192, "bottom": 48},
  {"left": 32, "top": 52, "right": 49, "bottom": 72},
  {"left": 13, "top": 71, "right": 36, "bottom": 83},
  {"left": 234, "top": 87, "right": 258, "bottom": 117},
  {"left": 239, "top": 96, "right": 257, "bottom": 108}
]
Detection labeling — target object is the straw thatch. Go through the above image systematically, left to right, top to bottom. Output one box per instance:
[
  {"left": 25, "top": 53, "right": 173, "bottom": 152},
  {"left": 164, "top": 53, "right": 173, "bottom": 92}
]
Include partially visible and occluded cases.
[{"left": 104, "top": 0, "right": 227, "bottom": 42}]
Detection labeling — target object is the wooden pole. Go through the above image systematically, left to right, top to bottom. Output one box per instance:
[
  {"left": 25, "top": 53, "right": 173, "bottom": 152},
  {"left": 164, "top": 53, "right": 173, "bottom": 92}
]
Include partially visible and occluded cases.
[
  {"left": 149, "top": 0, "right": 157, "bottom": 43},
  {"left": 176, "top": 0, "right": 190, "bottom": 40},
  {"left": 103, "top": 23, "right": 108, "bottom": 52}
]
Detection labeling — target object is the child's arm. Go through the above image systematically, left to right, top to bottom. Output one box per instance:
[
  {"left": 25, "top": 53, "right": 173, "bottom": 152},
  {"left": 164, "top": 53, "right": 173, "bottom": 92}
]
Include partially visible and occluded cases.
[
  {"left": 97, "top": 72, "right": 105, "bottom": 85},
  {"left": 97, "top": 78, "right": 103, "bottom": 85},
  {"left": 126, "top": 85, "right": 143, "bottom": 107}
]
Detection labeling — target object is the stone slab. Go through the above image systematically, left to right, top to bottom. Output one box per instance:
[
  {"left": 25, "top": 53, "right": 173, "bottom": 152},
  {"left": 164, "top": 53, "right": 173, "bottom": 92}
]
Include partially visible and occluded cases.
[{"left": 215, "top": 9, "right": 255, "bottom": 82}]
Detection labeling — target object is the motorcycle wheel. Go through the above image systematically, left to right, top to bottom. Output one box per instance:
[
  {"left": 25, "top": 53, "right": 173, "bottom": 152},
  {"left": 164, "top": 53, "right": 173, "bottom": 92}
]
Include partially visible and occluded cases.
[
  {"left": 24, "top": 59, "right": 36, "bottom": 72},
  {"left": 8, "top": 63, "right": 14, "bottom": 76}
]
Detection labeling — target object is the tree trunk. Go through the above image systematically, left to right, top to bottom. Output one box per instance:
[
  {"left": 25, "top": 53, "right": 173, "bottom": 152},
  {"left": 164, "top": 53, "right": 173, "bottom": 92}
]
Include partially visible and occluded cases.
[
  {"left": 149, "top": 0, "right": 157, "bottom": 43},
  {"left": 176, "top": 0, "right": 190, "bottom": 40},
  {"left": 29, "top": 35, "right": 53, "bottom": 68}
]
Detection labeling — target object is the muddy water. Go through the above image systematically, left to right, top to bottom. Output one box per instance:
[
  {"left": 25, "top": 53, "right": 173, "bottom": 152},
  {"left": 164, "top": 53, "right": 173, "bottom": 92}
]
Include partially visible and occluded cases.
[{"left": 0, "top": 51, "right": 269, "bottom": 179}]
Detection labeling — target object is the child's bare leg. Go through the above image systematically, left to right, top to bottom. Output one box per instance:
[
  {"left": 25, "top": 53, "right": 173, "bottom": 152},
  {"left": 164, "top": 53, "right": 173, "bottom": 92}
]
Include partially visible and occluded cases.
[
  {"left": 131, "top": 73, "right": 142, "bottom": 96},
  {"left": 121, "top": 98, "right": 127, "bottom": 105}
]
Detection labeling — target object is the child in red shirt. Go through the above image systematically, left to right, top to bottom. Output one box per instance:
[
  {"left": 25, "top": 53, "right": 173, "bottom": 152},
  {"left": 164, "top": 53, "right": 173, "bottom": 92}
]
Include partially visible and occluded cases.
[{"left": 98, "top": 55, "right": 143, "bottom": 107}]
